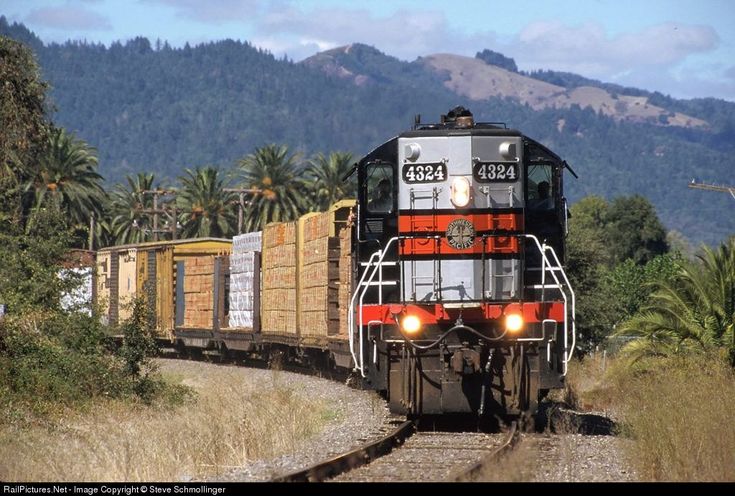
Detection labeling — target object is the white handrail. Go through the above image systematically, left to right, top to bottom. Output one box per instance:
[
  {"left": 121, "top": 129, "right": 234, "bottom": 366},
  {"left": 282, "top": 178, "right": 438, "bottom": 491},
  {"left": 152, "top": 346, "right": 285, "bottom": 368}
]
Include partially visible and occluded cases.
[
  {"left": 349, "top": 234, "right": 575, "bottom": 377},
  {"left": 523, "top": 234, "right": 575, "bottom": 375},
  {"left": 349, "top": 237, "right": 399, "bottom": 377},
  {"left": 543, "top": 244, "right": 577, "bottom": 369},
  {"left": 348, "top": 250, "right": 379, "bottom": 371}
]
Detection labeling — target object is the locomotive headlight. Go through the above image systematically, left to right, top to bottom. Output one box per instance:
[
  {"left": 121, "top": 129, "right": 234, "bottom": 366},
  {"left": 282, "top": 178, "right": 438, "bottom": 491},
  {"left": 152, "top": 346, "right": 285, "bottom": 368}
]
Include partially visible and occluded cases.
[
  {"left": 451, "top": 176, "right": 471, "bottom": 207},
  {"left": 505, "top": 313, "right": 524, "bottom": 333},
  {"left": 401, "top": 315, "right": 422, "bottom": 335}
]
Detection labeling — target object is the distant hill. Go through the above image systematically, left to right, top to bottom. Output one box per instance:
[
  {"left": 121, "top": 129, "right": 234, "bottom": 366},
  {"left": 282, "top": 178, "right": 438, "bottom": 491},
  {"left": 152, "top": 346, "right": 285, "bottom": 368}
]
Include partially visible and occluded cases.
[
  {"left": 2, "top": 17, "right": 734, "bottom": 246},
  {"left": 421, "top": 53, "right": 708, "bottom": 128}
]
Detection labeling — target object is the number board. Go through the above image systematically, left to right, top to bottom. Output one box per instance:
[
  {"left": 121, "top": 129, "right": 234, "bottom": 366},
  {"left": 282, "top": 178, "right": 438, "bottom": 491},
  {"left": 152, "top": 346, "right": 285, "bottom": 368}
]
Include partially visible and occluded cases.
[
  {"left": 402, "top": 162, "right": 447, "bottom": 183},
  {"left": 473, "top": 162, "right": 519, "bottom": 183}
]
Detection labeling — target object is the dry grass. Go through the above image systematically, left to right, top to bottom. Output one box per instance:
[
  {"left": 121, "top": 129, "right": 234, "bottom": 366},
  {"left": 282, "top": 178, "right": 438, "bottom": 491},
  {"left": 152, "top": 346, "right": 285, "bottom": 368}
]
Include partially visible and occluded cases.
[
  {"left": 560, "top": 353, "right": 617, "bottom": 411},
  {"left": 564, "top": 354, "right": 735, "bottom": 482},
  {"left": 611, "top": 355, "right": 735, "bottom": 481},
  {"left": 0, "top": 360, "right": 335, "bottom": 481}
]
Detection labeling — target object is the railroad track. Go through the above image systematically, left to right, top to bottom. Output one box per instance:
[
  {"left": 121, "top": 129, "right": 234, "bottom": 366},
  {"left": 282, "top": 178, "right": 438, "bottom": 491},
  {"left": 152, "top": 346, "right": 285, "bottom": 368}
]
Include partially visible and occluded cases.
[{"left": 272, "top": 420, "right": 519, "bottom": 482}]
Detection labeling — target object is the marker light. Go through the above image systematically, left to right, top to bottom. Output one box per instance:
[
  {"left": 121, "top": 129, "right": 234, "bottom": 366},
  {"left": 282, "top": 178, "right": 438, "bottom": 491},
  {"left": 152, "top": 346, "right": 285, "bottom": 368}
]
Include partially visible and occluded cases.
[
  {"left": 451, "top": 176, "right": 471, "bottom": 207},
  {"left": 505, "top": 313, "right": 524, "bottom": 333},
  {"left": 402, "top": 315, "right": 422, "bottom": 335}
]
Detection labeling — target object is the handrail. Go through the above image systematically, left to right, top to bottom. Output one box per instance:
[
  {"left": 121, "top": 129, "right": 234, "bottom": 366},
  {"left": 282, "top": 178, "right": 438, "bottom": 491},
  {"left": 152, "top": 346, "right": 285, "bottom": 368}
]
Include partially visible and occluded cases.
[
  {"left": 349, "top": 233, "right": 576, "bottom": 377},
  {"left": 523, "top": 234, "right": 576, "bottom": 374},
  {"left": 348, "top": 237, "right": 399, "bottom": 377},
  {"left": 543, "top": 244, "right": 577, "bottom": 368},
  {"left": 348, "top": 250, "right": 380, "bottom": 371}
]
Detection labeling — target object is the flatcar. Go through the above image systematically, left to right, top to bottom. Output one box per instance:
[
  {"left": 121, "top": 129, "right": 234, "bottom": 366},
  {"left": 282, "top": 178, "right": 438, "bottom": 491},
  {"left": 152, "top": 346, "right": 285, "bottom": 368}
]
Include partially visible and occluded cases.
[{"left": 95, "top": 107, "right": 575, "bottom": 421}]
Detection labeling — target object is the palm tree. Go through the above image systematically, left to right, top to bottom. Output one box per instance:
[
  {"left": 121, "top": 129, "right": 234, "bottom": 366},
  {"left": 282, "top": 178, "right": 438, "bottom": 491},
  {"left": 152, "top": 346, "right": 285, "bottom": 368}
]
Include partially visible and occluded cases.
[
  {"left": 30, "top": 127, "right": 106, "bottom": 230},
  {"left": 236, "top": 144, "right": 307, "bottom": 231},
  {"left": 306, "top": 151, "right": 355, "bottom": 211},
  {"left": 178, "top": 166, "right": 236, "bottom": 238},
  {"left": 109, "top": 173, "right": 156, "bottom": 245},
  {"left": 615, "top": 237, "right": 735, "bottom": 363}
]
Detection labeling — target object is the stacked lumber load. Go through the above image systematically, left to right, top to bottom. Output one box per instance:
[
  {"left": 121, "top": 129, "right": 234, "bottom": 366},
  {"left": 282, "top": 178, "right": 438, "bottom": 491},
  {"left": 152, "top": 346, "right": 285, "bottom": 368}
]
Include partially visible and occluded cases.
[
  {"left": 298, "top": 212, "right": 340, "bottom": 340},
  {"left": 261, "top": 222, "right": 297, "bottom": 334},
  {"left": 338, "top": 224, "right": 353, "bottom": 335},
  {"left": 229, "top": 231, "right": 261, "bottom": 329},
  {"left": 182, "top": 255, "right": 215, "bottom": 329}
]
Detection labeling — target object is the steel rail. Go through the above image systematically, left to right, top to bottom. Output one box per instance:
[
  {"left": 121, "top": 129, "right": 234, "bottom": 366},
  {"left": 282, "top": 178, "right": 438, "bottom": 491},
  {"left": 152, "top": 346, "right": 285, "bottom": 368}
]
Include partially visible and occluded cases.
[
  {"left": 270, "top": 419, "right": 415, "bottom": 482},
  {"left": 451, "top": 420, "right": 520, "bottom": 481}
]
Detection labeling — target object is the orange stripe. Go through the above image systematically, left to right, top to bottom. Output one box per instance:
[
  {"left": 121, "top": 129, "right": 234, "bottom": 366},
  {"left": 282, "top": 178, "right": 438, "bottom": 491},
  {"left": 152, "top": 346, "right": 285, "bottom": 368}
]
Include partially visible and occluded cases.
[
  {"left": 398, "top": 212, "right": 523, "bottom": 233},
  {"left": 399, "top": 236, "right": 520, "bottom": 255},
  {"left": 359, "top": 302, "right": 565, "bottom": 325}
]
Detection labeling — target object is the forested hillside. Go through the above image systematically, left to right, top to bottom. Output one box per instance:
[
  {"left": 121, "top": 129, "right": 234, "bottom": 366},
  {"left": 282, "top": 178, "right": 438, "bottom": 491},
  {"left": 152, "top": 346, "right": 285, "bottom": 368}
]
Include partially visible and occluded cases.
[{"left": 2, "top": 17, "right": 733, "bottom": 245}]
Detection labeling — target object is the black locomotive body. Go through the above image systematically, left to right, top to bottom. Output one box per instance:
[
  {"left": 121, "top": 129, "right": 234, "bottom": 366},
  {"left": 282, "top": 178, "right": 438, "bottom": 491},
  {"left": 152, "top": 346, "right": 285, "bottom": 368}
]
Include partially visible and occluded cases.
[{"left": 348, "top": 108, "right": 575, "bottom": 417}]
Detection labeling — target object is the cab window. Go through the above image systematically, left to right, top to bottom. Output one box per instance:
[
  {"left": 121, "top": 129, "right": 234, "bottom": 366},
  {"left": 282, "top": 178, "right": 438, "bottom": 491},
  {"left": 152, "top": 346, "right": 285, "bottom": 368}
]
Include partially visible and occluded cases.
[
  {"left": 366, "top": 162, "right": 394, "bottom": 214},
  {"left": 527, "top": 164, "right": 555, "bottom": 210}
]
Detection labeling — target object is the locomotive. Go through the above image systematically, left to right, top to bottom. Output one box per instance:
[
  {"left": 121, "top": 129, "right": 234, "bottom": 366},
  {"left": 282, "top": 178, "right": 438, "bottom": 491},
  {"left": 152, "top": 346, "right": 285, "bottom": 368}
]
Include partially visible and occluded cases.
[
  {"left": 348, "top": 106, "right": 575, "bottom": 417},
  {"left": 95, "top": 107, "right": 575, "bottom": 420}
]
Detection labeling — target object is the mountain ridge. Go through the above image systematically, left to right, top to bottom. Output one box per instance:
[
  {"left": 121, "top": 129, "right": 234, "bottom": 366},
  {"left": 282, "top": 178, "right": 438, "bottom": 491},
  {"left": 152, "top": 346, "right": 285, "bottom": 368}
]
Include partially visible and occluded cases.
[
  {"left": 2, "top": 17, "right": 734, "bottom": 246},
  {"left": 303, "top": 44, "right": 708, "bottom": 129}
]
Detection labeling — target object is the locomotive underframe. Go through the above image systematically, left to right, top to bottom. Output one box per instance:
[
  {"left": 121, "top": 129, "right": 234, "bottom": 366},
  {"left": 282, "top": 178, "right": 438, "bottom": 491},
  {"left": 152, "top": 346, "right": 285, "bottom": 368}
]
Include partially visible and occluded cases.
[{"left": 361, "top": 321, "right": 565, "bottom": 417}]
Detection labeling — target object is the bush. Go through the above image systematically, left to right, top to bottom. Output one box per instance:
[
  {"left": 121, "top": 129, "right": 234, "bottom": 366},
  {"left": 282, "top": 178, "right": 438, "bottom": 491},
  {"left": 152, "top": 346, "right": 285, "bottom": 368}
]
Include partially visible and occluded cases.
[{"left": 0, "top": 311, "right": 132, "bottom": 420}]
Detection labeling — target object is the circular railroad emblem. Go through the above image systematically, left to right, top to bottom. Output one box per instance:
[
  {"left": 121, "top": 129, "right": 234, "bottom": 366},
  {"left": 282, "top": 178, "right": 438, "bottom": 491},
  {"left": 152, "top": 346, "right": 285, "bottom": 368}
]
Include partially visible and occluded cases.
[{"left": 446, "top": 219, "right": 476, "bottom": 250}]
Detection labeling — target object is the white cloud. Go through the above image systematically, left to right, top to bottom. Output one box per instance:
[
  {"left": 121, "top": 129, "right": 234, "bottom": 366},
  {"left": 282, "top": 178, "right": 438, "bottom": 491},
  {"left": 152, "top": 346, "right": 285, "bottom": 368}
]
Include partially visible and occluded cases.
[
  {"left": 144, "top": 0, "right": 260, "bottom": 24},
  {"left": 25, "top": 5, "right": 112, "bottom": 31},
  {"left": 255, "top": 5, "right": 494, "bottom": 61},
  {"left": 498, "top": 20, "right": 728, "bottom": 99},
  {"left": 511, "top": 21, "right": 719, "bottom": 77}
]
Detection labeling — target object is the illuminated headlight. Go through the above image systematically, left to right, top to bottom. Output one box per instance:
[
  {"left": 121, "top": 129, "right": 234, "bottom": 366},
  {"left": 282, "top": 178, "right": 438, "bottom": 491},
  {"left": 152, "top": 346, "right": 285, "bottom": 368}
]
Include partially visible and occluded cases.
[
  {"left": 451, "top": 177, "right": 471, "bottom": 207},
  {"left": 505, "top": 313, "right": 524, "bottom": 333},
  {"left": 401, "top": 315, "right": 422, "bottom": 335}
]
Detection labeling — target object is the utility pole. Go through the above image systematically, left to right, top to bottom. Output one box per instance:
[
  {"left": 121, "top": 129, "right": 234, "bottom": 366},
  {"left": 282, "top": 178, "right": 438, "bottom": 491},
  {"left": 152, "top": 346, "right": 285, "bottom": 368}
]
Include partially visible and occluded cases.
[
  {"left": 687, "top": 180, "right": 735, "bottom": 200},
  {"left": 223, "top": 188, "right": 260, "bottom": 234},
  {"left": 141, "top": 189, "right": 178, "bottom": 241},
  {"left": 89, "top": 213, "right": 95, "bottom": 251}
]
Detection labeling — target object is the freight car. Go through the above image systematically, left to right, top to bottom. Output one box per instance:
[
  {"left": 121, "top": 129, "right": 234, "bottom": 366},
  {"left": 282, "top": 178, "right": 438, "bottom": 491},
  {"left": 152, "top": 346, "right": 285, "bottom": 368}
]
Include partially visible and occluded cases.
[
  {"left": 96, "top": 107, "right": 576, "bottom": 421},
  {"left": 95, "top": 238, "right": 233, "bottom": 339}
]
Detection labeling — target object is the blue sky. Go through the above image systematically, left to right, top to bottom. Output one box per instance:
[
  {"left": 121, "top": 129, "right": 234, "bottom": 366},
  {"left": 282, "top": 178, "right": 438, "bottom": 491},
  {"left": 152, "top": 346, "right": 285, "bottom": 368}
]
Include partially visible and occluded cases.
[{"left": 3, "top": 0, "right": 735, "bottom": 101}]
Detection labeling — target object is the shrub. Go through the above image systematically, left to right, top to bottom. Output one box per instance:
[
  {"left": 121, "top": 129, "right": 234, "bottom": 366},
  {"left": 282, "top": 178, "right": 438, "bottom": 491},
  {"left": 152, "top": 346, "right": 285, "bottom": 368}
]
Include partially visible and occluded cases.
[{"left": 0, "top": 311, "right": 132, "bottom": 421}]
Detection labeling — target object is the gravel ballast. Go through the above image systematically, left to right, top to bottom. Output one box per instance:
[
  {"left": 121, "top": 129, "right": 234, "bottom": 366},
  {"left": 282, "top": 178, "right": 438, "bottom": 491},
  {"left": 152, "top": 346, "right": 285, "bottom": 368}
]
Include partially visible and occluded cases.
[{"left": 530, "top": 433, "right": 637, "bottom": 482}]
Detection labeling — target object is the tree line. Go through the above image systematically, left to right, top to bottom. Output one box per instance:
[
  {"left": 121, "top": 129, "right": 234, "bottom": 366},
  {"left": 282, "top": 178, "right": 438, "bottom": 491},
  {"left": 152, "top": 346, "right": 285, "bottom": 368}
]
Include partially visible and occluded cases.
[
  {"left": 1, "top": 34, "right": 356, "bottom": 248},
  {"left": 5, "top": 118, "right": 356, "bottom": 248},
  {"left": 567, "top": 195, "right": 735, "bottom": 364}
]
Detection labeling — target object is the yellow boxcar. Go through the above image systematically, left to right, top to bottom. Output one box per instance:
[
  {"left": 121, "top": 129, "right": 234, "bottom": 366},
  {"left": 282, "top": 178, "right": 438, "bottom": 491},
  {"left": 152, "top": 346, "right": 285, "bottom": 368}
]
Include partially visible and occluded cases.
[{"left": 96, "top": 238, "right": 231, "bottom": 339}]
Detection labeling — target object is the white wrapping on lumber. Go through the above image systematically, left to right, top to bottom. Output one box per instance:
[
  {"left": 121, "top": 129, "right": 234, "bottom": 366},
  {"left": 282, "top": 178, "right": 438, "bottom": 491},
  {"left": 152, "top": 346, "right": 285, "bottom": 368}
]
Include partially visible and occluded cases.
[{"left": 229, "top": 231, "right": 261, "bottom": 328}]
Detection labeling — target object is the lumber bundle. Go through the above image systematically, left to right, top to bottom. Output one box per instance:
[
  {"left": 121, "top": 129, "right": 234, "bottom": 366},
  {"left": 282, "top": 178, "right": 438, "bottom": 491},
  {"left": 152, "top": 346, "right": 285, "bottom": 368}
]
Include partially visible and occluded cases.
[
  {"left": 298, "top": 212, "right": 340, "bottom": 338},
  {"left": 261, "top": 222, "right": 297, "bottom": 334},
  {"left": 182, "top": 256, "right": 215, "bottom": 328}
]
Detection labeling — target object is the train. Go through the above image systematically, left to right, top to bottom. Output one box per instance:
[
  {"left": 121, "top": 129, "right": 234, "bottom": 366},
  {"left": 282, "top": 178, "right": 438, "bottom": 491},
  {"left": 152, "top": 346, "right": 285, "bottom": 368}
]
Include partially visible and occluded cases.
[{"left": 94, "top": 107, "right": 576, "bottom": 421}]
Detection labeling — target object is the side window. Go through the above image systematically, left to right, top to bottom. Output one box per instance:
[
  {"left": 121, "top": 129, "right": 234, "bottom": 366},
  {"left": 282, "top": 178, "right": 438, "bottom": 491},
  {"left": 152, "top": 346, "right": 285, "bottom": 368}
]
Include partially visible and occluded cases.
[
  {"left": 366, "top": 162, "right": 394, "bottom": 214},
  {"left": 527, "top": 164, "right": 555, "bottom": 210}
]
